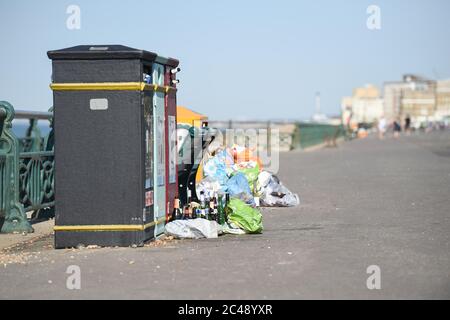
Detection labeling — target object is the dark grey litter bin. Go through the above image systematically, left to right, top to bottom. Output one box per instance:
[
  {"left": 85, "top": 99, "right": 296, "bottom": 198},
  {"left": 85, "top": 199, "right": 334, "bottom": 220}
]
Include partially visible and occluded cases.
[{"left": 48, "top": 45, "right": 179, "bottom": 248}]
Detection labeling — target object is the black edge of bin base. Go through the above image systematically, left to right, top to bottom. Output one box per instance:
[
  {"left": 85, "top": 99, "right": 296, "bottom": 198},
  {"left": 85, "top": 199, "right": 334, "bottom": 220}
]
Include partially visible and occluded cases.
[{"left": 54, "top": 227, "right": 155, "bottom": 249}]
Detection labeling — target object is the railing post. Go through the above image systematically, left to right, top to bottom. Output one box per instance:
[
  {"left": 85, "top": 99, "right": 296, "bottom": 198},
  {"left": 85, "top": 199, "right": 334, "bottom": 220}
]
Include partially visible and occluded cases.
[
  {"left": 0, "top": 101, "right": 34, "bottom": 234},
  {"left": 32, "top": 106, "right": 55, "bottom": 220},
  {"left": 44, "top": 107, "right": 54, "bottom": 151},
  {"left": 0, "top": 108, "right": 5, "bottom": 137},
  {"left": 24, "top": 118, "right": 43, "bottom": 152}
]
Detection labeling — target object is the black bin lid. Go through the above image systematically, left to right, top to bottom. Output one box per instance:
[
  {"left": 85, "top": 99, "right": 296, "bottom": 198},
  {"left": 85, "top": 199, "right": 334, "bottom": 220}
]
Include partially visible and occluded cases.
[{"left": 47, "top": 45, "right": 158, "bottom": 62}]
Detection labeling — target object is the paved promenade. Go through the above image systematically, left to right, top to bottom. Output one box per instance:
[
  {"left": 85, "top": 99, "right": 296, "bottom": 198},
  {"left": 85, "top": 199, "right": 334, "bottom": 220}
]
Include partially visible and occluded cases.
[{"left": 1, "top": 132, "right": 449, "bottom": 299}]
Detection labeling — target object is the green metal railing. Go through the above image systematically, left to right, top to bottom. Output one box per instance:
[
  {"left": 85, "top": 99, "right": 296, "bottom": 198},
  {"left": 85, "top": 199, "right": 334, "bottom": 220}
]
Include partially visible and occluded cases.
[
  {"left": 0, "top": 101, "right": 54, "bottom": 234},
  {"left": 207, "top": 120, "right": 346, "bottom": 152},
  {"left": 292, "top": 123, "right": 345, "bottom": 150}
]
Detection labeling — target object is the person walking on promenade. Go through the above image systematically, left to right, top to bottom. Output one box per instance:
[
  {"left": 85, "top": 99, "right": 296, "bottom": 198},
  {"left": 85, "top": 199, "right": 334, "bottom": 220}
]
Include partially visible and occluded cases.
[
  {"left": 405, "top": 115, "right": 411, "bottom": 136},
  {"left": 378, "top": 116, "right": 387, "bottom": 140},
  {"left": 393, "top": 119, "right": 402, "bottom": 138}
]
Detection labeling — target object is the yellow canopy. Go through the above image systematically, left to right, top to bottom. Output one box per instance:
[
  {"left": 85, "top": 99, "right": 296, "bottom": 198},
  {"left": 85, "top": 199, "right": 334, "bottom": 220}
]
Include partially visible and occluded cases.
[{"left": 177, "top": 106, "right": 208, "bottom": 127}]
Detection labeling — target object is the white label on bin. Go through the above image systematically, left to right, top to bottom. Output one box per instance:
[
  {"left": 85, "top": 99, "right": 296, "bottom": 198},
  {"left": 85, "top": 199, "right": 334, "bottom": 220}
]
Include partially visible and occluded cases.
[
  {"left": 89, "top": 46, "right": 109, "bottom": 51},
  {"left": 90, "top": 98, "right": 108, "bottom": 110}
]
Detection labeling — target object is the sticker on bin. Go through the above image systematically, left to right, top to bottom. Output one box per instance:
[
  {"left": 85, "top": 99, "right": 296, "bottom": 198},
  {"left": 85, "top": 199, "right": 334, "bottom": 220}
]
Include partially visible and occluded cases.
[
  {"left": 89, "top": 46, "right": 109, "bottom": 51},
  {"left": 90, "top": 98, "right": 108, "bottom": 110},
  {"left": 145, "top": 191, "right": 154, "bottom": 207}
]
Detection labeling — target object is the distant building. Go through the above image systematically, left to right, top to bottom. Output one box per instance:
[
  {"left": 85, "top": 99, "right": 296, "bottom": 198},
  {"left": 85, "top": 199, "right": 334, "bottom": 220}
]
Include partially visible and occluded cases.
[
  {"left": 344, "top": 75, "right": 448, "bottom": 130},
  {"left": 384, "top": 75, "right": 437, "bottom": 127},
  {"left": 436, "top": 79, "right": 450, "bottom": 121},
  {"left": 382, "top": 82, "right": 408, "bottom": 122},
  {"left": 341, "top": 84, "right": 384, "bottom": 125}
]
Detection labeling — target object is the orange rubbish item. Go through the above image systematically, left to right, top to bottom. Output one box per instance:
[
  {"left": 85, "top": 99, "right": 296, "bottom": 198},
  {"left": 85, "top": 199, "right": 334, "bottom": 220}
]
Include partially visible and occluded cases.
[{"left": 232, "top": 147, "right": 263, "bottom": 171}]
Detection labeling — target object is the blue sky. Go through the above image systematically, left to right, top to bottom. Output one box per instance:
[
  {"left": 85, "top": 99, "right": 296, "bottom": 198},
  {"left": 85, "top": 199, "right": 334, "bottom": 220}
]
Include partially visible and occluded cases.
[{"left": 1, "top": 0, "right": 449, "bottom": 120}]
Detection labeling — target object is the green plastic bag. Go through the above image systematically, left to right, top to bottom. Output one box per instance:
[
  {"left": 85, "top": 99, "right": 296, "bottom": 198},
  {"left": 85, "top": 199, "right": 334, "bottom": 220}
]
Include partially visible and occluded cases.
[
  {"left": 232, "top": 164, "right": 260, "bottom": 192},
  {"left": 227, "top": 198, "right": 263, "bottom": 234}
]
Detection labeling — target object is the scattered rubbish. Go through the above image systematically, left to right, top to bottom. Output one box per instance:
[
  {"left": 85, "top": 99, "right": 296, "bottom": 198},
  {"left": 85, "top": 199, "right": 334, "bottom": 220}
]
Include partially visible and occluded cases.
[
  {"left": 143, "top": 73, "right": 151, "bottom": 84},
  {"left": 173, "top": 141, "right": 299, "bottom": 241},
  {"left": 196, "top": 144, "right": 299, "bottom": 209},
  {"left": 231, "top": 145, "right": 263, "bottom": 169},
  {"left": 203, "top": 151, "right": 232, "bottom": 187},
  {"left": 231, "top": 162, "right": 260, "bottom": 191},
  {"left": 258, "top": 171, "right": 300, "bottom": 207},
  {"left": 226, "top": 173, "right": 255, "bottom": 206},
  {"left": 196, "top": 176, "right": 222, "bottom": 198},
  {"left": 227, "top": 198, "right": 263, "bottom": 234},
  {"left": 165, "top": 218, "right": 222, "bottom": 239},
  {"left": 222, "top": 221, "right": 247, "bottom": 235},
  {"left": 144, "top": 235, "right": 176, "bottom": 248}
]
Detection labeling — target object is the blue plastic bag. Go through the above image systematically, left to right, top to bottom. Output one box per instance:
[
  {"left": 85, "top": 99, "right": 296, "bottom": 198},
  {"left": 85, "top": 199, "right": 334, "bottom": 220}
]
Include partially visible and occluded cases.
[
  {"left": 204, "top": 155, "right": 228, "bottom": 186},
  {"left": 226, "top": 173, "right": 255, "bottom": 205}
]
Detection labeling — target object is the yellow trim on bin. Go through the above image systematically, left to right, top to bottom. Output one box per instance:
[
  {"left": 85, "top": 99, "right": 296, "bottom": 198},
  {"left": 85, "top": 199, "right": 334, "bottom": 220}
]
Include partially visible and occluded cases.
[
  {"left": 49, "top": 82, "right": 177, "bottom": 93},
  {"left": 50, "top": 82, "right": 147, "bottom": 91},
  {"left": 54, "top": 217, "right": 166, "bottom": 232}
]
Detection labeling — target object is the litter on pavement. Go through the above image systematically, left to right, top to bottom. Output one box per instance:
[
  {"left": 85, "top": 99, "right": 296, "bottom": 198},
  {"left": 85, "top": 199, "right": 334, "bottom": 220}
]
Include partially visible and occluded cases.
[
  {"left": 165, "top": 143, "right": 300, "bottom": 239},
  {"left": 165, "top": 219, "right": 222, "bottom": 239}
]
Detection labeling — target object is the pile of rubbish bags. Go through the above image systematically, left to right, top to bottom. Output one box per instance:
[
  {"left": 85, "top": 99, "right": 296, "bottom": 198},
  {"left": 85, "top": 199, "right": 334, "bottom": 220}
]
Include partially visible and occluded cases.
[
  {"left": 165, "top": 144, "right": 300, "bottom": 239},
  {"left": 198, "top": 145, "right": 300, "bottom": 208},
  {"left": 165, "top": 198, "right": 263, "bottom": 239}
]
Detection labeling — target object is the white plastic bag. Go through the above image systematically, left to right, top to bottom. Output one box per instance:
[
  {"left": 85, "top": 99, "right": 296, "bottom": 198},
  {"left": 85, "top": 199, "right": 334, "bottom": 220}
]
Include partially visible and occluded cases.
[
  {"left": 258, "top": 171, "right": 300, "bottom": 207},
  {"left": 196, "top": 176, "right": 222, "bottom": 199},
  {"left": 165, "top": 219, "right": 221, "bottom": 239},
  {"left": 222, "top": 221, "right": 247, "bottom": 235}
]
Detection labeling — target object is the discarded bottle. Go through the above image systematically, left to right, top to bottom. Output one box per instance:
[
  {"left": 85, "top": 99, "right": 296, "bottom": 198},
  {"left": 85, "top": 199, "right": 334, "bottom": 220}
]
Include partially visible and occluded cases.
[
  {"left": 253, "top": 180, "right": 260, "bottom": 207},
  {"left": 187, "top": 188, "right": 192, "bottom": 204},
  {"left": 199, "top": 191, "right": 207, "bottom": 219},
  {"left": 199, "top": 191, "right": 206, "bottom": 207},
  {"left": 224, "top": 192, "right": 231, "bottom": 220},
  {"left": 209, "top": 193, "right": 216, "bottom": 221},
  {"left": 218, "top": 193, "right": 226, "bottom": 225},
  {"left": 213, "top": 194, "right": 219, "bottom": 223},
  {"left": 172, "top": 197, "right": 183, "bottom": 221},
  {"left": 189, "top": 203, "right": 194, "bottom": 219},
  {"left": 191, "top": 204, "right": 197, "bottom": 219},
  {"left": 183, "top": 205, "right": 191, "bottom": 220},
  {"left": 194, "top": 207, "right": 201, "bottom": 219}
]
